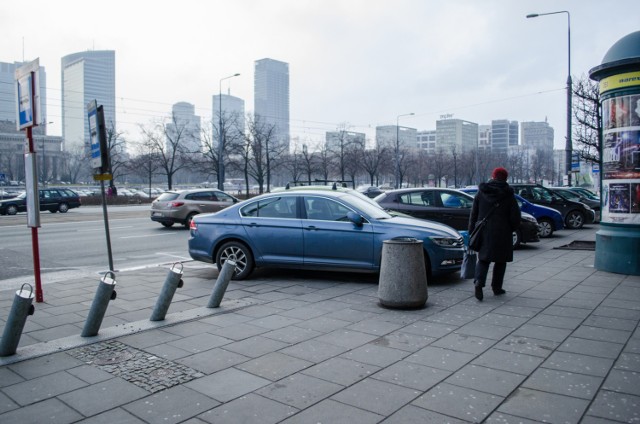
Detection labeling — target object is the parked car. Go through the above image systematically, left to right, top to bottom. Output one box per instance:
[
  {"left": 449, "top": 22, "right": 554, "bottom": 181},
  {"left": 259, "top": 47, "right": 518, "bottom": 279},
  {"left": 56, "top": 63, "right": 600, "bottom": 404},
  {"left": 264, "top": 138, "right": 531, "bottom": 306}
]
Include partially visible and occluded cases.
[
  {"left": 511, "top": 184, "right": 595, "bottom": 229},
  {"left": 357, "top": 186, "right": 385, "bottom": 198},
  {"left": 374, "top": 187, "right": 539, "bottom": 247},
  {"left": 459, "top": 187, "right": 564, "bottom": 238},
  {"left": 550, "top": 187, "right": 601, "bottom": 222},
  {"left": 568, "top": 187, "right": 600, "bottom": 201},
  {"left": 0, "top": 188, "right": 81, "bottom": 215},
  {"left": 151, "top": 188, "right": 239, "bottom": 228},
  {"left": 188, "top": 189, "right": 465, "bottom": 280},
  {"left": 0, "top": 190, "right": 15, "bottom": 200}
]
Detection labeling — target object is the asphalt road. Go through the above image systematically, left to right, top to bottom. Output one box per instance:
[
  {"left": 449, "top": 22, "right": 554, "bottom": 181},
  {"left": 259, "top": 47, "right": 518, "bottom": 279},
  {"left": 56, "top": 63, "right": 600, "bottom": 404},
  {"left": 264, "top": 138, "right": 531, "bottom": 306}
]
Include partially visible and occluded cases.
[{"left": 0, "top": 205, "right": 194, "bottom": 285}]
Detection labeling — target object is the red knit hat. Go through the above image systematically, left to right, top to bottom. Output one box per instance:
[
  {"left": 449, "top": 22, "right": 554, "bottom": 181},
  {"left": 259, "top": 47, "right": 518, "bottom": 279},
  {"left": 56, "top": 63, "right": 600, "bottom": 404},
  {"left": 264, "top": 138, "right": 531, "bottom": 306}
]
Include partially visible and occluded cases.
[{"left": 491, "top": 167, "right": 508, "bottom": 181}]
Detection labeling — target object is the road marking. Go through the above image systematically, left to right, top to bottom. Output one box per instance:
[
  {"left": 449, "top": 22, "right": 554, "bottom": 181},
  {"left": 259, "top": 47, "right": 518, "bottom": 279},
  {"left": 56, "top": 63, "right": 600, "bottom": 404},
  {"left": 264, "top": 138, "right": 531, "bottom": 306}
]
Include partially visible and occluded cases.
[{"left": 120, "top": 233, "right": 176, "bottom": 239}]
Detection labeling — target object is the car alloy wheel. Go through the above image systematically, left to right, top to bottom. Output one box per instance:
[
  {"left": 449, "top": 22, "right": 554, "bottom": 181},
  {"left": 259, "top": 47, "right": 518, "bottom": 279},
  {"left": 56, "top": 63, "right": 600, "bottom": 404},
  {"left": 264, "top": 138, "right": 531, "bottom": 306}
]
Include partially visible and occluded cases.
[
  {"left": 58, "top": 203, "right": 69, "bottom": 213},
  {"left": 6, "top": 205, "right": 18, "bottom": 215},
  {"left": 565, "top": 211, "right": 584, "bottom": 229},
  {"left": 184, "top": 212, "right": 197, "bottom": 228},
  {"left": 537, "top": 218, "right": 554, "bottom": 237},
  {"left": 512, "top": 230, "right": 521, "bottom": 248},
  {"left": 216, "top": 241, "right": 254, "bottom": 280}
]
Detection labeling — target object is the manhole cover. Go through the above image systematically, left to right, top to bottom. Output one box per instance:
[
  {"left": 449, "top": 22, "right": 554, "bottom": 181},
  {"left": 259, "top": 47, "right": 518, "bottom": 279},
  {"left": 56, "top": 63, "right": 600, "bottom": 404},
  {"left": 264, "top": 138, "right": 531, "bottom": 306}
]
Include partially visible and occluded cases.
[
  {"left": 554, "top": 240, "right": 595, "bottom": 251},
  {"left": 94, "top": 349, "right": 134, "bottom": 365},
  {"left": 150, "top": 368, "right": 175, "bottom": 378}
]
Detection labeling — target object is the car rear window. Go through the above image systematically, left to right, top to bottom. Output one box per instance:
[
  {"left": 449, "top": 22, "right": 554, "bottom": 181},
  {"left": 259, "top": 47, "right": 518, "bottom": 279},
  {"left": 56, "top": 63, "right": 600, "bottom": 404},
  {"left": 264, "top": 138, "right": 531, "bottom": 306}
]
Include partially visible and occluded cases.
[{"left": 157, "top": 192, "right": 180, "bottom": 201}]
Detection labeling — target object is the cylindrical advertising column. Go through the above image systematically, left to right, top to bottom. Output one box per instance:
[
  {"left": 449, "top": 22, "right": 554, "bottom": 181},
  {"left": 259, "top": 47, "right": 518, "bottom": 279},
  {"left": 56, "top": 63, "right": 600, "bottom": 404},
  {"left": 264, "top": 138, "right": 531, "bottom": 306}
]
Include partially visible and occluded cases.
[{"left": 589, "top": 31, "right": 640, "bottom": 275}]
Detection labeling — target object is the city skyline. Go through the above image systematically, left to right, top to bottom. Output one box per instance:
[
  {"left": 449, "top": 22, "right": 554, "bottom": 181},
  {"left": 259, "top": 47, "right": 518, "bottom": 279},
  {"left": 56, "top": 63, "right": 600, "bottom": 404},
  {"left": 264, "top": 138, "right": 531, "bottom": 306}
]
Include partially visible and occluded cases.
[{"left": 1, "top": 0, "right": 638, "bottom": 149}]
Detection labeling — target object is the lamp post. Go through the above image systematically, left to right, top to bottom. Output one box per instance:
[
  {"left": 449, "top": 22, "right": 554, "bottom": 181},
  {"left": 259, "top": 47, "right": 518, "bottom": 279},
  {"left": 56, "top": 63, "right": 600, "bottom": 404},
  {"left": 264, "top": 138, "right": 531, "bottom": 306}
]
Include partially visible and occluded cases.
[
  {"left": 527, "top": 10, "right": 572, "bottom": 186},
  {"left": 218, "top": 73, "right": 240, "bottom": 191},
  {"left": 395, "top": 112, "right": 414, "bottom": 189}
]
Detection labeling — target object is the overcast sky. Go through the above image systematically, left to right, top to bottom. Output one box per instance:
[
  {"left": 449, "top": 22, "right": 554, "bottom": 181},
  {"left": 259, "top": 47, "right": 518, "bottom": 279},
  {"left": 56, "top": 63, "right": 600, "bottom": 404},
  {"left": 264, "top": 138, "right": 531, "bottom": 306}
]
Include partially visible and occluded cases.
[{"left": 2, "top": 0, "right": 638, "bottom": 150}]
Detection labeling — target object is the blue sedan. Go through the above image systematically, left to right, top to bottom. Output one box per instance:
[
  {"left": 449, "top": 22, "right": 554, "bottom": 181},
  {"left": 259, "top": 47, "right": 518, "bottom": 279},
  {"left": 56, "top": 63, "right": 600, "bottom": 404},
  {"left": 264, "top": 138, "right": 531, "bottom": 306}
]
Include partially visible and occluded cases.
[{"left": 188, "top": 190, "right": 465, "bottom": 280}]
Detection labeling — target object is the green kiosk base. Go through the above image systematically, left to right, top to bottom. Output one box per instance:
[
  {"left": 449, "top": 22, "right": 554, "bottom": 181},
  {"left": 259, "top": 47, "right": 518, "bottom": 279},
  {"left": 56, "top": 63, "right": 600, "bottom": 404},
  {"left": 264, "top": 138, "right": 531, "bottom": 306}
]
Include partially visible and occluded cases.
[{"left": 595, "top": 224, "right": 640, "bottom": 276}]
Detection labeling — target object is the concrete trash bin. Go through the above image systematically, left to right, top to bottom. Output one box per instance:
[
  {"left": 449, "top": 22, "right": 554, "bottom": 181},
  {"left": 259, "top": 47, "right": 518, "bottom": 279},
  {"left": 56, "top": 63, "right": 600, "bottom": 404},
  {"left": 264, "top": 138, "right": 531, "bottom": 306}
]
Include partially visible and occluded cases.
[{"left": 378, "top": 237, "right": 428, "bottom": 309}]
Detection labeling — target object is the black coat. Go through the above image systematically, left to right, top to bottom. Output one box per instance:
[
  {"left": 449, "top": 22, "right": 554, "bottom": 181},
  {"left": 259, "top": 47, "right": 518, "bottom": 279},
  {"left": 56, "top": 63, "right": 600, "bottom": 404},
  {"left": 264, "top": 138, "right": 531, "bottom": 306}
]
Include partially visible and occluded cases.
[{"left": 468, "top": 180, "right": 521, "bottom": 262}]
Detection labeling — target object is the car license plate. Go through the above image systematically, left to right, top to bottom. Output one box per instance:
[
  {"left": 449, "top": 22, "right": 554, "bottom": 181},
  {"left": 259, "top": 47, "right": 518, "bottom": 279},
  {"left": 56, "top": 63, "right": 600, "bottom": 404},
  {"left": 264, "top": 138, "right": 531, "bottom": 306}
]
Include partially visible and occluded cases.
[{"left": 152, "top": 212, "right": 162, "bottom": 217}]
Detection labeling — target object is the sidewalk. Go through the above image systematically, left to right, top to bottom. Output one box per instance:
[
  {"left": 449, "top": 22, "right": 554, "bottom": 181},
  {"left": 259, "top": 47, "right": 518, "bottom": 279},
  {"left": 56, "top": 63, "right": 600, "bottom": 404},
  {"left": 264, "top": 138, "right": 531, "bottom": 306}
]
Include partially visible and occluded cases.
[{"left": 0, "top": 225, "right": 639, "bottom": 423}]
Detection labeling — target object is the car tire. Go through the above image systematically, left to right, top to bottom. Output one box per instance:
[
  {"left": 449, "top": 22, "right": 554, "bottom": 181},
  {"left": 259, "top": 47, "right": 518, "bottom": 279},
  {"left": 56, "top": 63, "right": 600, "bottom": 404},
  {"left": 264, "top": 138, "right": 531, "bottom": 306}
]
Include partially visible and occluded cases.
[
  {"left": 58, "top": 203, "right": 69, "bottom": 213},
  {"left": 6, "top": 205, "right": 18, "bottom": 215},
  {"left": 49, "top": 209, "right": 58, "bottom": 213},
  {"left": 565, "top": 210, "right": 584, "bottom": 229},
  {"left": 184, "top": 212, "right": 197, "bottom": 228},
  {"left": 537, "top": 218, "right": 554, "bottom": 238},
  {"left": 161, "top": 222, "right": 174, "bottom": 228},
  {"left": 513, "top": 230, "right": 521, "bottom": 248},
  {"left": 216, "top": 241, "right": 255, "bottom": 280}
]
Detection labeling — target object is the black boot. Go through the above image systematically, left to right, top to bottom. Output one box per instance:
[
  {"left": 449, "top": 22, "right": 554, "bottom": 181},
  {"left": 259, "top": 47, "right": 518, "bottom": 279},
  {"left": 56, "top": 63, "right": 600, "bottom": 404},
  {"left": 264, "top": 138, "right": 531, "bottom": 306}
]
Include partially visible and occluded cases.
[
  {"left": 474, "top": 283, "right": 483, "bottom": 301},
  {"left": 492, "top": 286, "right": 506, "bottom": 295}
]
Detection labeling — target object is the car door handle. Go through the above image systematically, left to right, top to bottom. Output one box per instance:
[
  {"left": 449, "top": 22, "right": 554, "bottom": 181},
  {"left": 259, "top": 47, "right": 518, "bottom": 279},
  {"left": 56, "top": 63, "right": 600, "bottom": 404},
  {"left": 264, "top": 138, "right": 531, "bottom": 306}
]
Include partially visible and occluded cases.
[
  {"left": 248, "top": 222, "right": 259, "bottom": 227},
  {"left": 305, "top": 226, "right": 318, "bottom": 231}
]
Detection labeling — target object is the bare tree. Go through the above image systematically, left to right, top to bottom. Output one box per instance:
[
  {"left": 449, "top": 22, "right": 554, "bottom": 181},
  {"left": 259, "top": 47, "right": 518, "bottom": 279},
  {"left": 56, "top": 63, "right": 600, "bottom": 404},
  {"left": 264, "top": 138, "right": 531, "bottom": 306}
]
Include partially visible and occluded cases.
[
  {"left": 573, "top": 74, "right": 601, "bottom": 165},
  {"left": 139, "top": 112, "right": 192, "bottom": 190},
  {"left": 243, "top": 114, "right": 278, "bottom": 194},
  {"left": 105, "top": 122, "right": 129, "bottom": 190},
  {"left": 328, "top": 123, "right": 355, "bottom": 182},
  {"left": 361, "top": 139, "right": 387, "bottom": 186},
  {"left": 300, "top": 144, "right": 318, "bottom": 185},
  {"left": 60, "top": 145, "right": 89, "bottom": 184},
  {"left": 283, "top": 147, "right": 304, "bottom": 185},
  {"left": 430, "top": 148, "right": 449, "bottom": 187}
]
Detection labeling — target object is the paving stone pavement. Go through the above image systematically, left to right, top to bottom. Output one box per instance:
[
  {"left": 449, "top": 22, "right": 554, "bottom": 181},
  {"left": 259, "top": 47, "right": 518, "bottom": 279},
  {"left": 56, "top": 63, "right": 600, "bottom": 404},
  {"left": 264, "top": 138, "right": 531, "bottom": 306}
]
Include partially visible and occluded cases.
[{"left": 0, "top": 224, "right": 639, "bottom": 423}]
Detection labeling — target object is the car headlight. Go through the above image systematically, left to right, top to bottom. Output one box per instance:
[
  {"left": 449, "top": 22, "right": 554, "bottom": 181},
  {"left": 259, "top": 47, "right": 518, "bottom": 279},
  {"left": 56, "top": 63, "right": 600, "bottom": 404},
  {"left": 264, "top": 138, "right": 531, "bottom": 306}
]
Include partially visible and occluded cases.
[
  {"left": 523, "top": 215, "right": 537, "bottom": 223},
  {"left": 429, "top": 237, "right": 464, "bottom": 247}
]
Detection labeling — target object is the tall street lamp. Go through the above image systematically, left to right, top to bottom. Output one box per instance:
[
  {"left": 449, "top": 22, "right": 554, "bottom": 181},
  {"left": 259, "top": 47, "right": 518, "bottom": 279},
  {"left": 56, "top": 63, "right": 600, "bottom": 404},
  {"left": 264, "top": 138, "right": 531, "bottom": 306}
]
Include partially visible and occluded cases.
[
  {"left": 527, "top": 10, "right": 572, "bottom": 186},
  {"left": 218, "top": 73, "right": 240, "bottom": 191},
  {"left": 395, "top": 112, "right": 414, "bottom": 189}
]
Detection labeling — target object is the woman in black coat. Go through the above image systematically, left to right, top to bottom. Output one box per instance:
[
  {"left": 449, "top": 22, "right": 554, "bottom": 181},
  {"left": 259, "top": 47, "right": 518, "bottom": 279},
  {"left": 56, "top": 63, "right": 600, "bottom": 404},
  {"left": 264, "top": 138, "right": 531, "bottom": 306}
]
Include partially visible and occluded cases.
[{"left": 468, "top": 167, "right": 521, "bottom": 301}]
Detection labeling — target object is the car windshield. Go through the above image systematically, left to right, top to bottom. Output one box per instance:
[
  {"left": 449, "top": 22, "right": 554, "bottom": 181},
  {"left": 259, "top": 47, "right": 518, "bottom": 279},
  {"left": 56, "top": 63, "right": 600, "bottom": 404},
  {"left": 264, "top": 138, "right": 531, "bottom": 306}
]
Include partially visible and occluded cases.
[{"left": 339, "top": 193, "right": 391, "bottom": 219}]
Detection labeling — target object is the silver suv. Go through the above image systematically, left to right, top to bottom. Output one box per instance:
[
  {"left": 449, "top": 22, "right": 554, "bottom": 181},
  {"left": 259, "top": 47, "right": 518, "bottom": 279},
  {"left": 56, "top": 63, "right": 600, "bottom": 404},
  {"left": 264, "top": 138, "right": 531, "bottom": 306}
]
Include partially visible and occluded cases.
[{"left": 151, "top": 189, "right": 238, "bottom": 228}]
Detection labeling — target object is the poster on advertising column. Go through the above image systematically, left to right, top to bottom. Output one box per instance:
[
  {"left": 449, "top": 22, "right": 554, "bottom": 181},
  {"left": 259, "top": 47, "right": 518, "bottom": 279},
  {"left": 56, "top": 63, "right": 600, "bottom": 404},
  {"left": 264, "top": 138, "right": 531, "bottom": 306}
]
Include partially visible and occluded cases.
[{"left": 601, "top": 93, "right": 640, "bottom": 224}]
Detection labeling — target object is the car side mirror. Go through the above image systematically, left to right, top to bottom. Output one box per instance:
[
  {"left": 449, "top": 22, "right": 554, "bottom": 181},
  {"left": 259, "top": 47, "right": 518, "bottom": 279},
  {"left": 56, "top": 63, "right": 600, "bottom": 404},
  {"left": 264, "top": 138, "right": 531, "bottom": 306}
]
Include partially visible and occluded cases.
[{"left": 347, "top": 211, "right": 364, "bottom": 227}]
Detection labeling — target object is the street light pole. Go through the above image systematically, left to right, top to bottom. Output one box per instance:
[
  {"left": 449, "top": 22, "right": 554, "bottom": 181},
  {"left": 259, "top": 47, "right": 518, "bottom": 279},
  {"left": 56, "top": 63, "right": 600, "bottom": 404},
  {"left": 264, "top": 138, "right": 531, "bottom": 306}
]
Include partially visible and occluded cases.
[
  {"left": 527, "top": 10, "right": 572, "bottom": 186},
  {"left": 218, "top": 73, "right": 240, "bottom": 191},
  {"left": 395, "top": 113, "right": 414, "bottom": 189}
]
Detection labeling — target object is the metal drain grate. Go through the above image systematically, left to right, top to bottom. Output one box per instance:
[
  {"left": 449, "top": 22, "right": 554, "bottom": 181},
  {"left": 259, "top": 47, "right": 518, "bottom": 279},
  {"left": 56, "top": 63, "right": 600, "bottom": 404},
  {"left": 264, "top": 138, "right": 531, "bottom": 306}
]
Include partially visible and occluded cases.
[{"left": 68, "top": 340, "right": 204, "bottom": 393}]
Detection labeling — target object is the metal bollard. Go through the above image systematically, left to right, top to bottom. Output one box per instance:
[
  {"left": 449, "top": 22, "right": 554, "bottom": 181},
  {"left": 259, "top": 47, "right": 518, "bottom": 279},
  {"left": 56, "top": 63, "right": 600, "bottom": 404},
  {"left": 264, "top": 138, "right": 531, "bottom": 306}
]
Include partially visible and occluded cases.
[
  {"left": 207, "top": 260, "right": 236, "bottom": 308},
  {"left": 150, "top": 263, "right": 184, "bottom": 321},
  {"left": 81, "top": 272, "right": 117, "bottom": 337},
  {"left": 0, "top": 283, "right": 35, "bottom": 357}
]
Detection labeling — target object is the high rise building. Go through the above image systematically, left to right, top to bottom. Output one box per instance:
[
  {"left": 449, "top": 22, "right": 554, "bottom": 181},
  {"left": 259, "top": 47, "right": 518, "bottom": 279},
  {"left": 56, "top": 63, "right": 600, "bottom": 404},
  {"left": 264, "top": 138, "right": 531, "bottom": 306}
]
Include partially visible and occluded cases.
[
  {"left": 61, "top": 50, "right": 115, "bottom": 150},
  {"left": 254, "top": 58, "right": 289, "bottom": 146},
  {"left": 0, "top": 61, "right": 47, "bottom": 134},
  {"left": 213, "top": 93, "right": 245, "bottom": 145},
  {"left": 167, "top": 102, "right": 201, "bottom": 153},
  {"left": 435, "top": 118, "right": 478, "bottom": 153},
  {"left": 491, "top": 119, "right": 518, "bottom": 154},
  {"left": 521, "top": 120, "right": 554, "bottom": 152},
  {"left": 375, "top": 125, "right": 417, "bottom": 150},
  {"left": 478, "top": 125, "right": 492, "bottom": 150},
  {"left": 325, "top": 130, "right": 365, "bottom": 151},
  {"left": 416, "top": 130, "right": 437, "bottom": 153}
]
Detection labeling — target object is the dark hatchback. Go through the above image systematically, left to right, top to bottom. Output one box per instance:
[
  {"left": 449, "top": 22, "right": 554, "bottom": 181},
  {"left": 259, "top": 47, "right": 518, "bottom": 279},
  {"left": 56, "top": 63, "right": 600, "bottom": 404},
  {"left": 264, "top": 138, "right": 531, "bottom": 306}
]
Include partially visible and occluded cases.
[
  {"left": 510, "top": 184, "right": 595, "bottom": 229},
  {"left": 374, "top": 187, "right": 539, "bottom": 248},
  {"left": 0, "top": 188, "right": 81, "bottom": 215}
]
